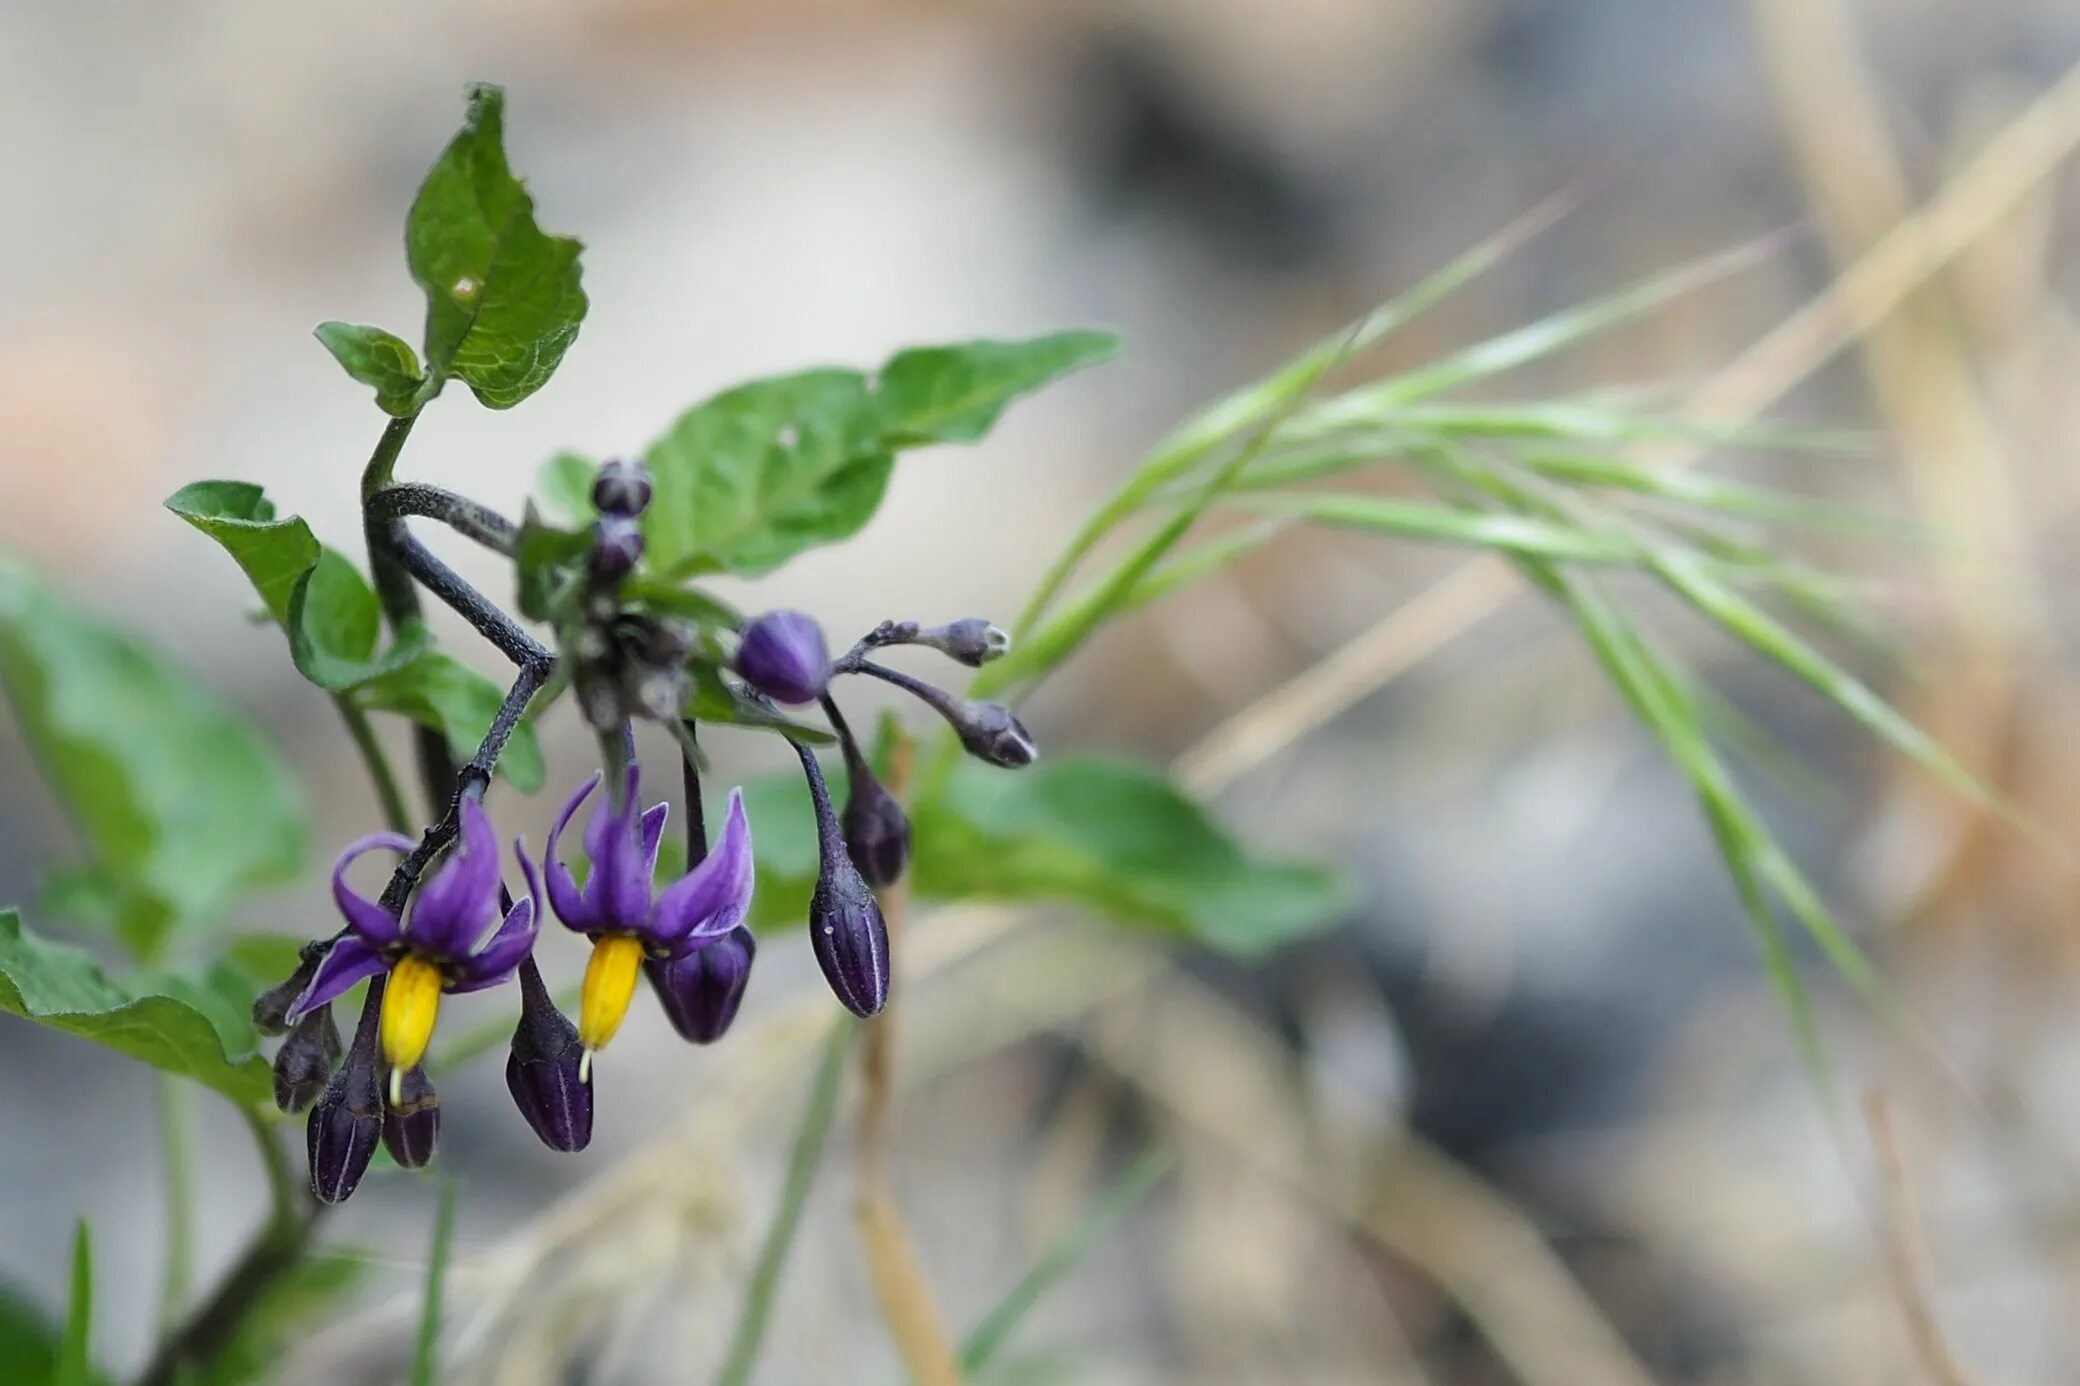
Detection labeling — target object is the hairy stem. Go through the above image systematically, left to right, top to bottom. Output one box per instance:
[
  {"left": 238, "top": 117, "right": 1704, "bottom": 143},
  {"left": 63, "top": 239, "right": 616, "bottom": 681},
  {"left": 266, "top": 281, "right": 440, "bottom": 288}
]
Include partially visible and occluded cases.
[{"left": 368, "top": 483, "right": 519, "bottom": 556}]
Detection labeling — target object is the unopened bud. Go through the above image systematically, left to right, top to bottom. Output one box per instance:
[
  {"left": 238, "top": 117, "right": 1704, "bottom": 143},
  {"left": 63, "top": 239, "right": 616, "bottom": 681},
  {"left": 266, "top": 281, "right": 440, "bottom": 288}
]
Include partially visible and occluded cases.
[
  {"left": 591, "top": 458, "right": 654, "bottom": 519},
  {"left": 588, "top": 515, "right": 644, "bottom": 584},
  {"left": 736, "top": 611, "right": 829, "bottom": 705},
  {"left": 915, "top": 618, "right": 1009, "bottom": 667},
  {"left": 948, "top": 698, "right": 1038, "bottom": 768},
  {"left": 843, "top": 769, "right": 911, "bottom": 887},
  {"left": 645, "top": 926, "right": 756, "bottom": 1043},
  {"left": 252, "top": 941, "right": 328, "bottom": 1035},
  {"left": 506, "top": 959, "right": 593, "bottom": 1152},
  {"left": 307, "top": 993, "right": 384, "bottom": 1204},
  {"left": 273, "top": 1004, "right": 342, "bottom": 1114},
  {"left": 381, "top": 1066, "right": 440, "bottom": 1169}
]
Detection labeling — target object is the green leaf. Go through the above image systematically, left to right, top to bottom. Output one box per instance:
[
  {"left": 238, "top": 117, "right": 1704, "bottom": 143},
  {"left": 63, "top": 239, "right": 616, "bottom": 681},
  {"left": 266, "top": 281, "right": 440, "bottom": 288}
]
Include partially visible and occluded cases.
[
  {"left": 407, "top": 83, "right": 587, "bottom": 409},
  {"left": 313, "top": 323, "right": 425, "bottom": 417},
  {"left": 875, "top": 331, "right": 1119, "bottom": 446},
  {"left": 644, "top": 369, "right": 891, "bottom": 577},
  {"left": 167, "top": 483, "right": 426, "bottom": 692},
  {"left": 0, "top": 564, "right": 304, "bottom": 954},
  {"left": 355, "top": 652, "right": 545, "bottom": 792},
  {"left": 686, "top": 662, "right": 834, "bottom": 747},
  {"left": 913, "top": 758, "right": 1348, "bottom": 956},
  {"left": 0, "top": 912, "right": 274, "bottom": 1105},
  {"left": 54, "top": 1223, "right": 91, "bottom": 1386},
  {"left": 188, "top": 1254, "right": 366, "bottom": 1386}
]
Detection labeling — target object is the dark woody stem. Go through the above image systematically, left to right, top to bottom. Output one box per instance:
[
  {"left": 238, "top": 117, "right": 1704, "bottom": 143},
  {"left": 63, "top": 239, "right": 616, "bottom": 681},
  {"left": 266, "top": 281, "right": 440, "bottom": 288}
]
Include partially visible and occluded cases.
[
  {"left": 367, "top": 483, "right": 518, "bottom": 556},
  {"left": 387, "top": 533, "right": 551, "bottom": 669},
  {"left": 845, "top": 659, "right": 964, "bottom": 723},
  {"left": 818, "top": 694, "right": 871, "bottom": 782},
  {"left": 681, "top": 720, "right": 709, "bottom": 866},
  {"left": 788, "top": 738, "right": 848, "bottom": 872}
]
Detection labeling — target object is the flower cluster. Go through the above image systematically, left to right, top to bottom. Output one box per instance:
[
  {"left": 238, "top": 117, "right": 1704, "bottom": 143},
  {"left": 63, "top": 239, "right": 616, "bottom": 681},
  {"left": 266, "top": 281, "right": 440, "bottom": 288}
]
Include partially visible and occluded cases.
[{"left": 252, "top": 457, "right": 1035, "bottom": 1203}]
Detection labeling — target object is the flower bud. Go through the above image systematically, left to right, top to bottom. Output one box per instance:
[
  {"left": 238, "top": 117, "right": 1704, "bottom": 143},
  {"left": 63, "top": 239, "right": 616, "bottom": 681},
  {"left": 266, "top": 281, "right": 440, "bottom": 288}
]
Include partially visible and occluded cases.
[
  {"left": 591, "top": 458, "right": 654, "bottom": 519},
  {"left": 588, "top": 515, "right": 645, "bottom": 584},
  {"left": 736, "top": 611, "right": 830, "bottom": 705},
  {"left": 916, "top": 618, "right": 1009, "bottom": 667},
  {"left": 948, "top": 698, "right": 1039, "bottom": 768},
  {"left": 794, "top": 741, "right": 889, "bottom": 1016},
  {"left": 843, "top": 770, "right": 911, "bottom": 888},
  {"left": 811, "top": 861, "right": 890, "bottom": 1018},
  {"left": 644, "top": 926, "right": 756, "bottom": 1043},
  {"left": 252, "top": 943, "right": 327, "bottom": 1035},
  {"left": 505, "top": 959, "right": 593, "bottom": 1153},
  {"left": 307, "top": 995, "right": 384, "bottom": 1204},
  {"left": 273, "top": 1005, "right": 342, "bottom": 1114},
  {"left": 381, "top": 1066, "right": 441, "bottom": 1170}
]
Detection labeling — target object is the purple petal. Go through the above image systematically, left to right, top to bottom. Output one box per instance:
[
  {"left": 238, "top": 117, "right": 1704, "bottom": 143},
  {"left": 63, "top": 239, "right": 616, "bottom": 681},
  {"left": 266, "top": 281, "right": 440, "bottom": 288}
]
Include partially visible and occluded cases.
[
  {"left": 585, "top": 767, "right": 654, "bottom": 928},
  {"left": 545, "top": 773, "right": 601, "bottom": 933},
  {"left": 650, "top": 789, "right": 755, "bottom": 950},
  {"left": 407, "top": 796, "right": 501, "bottom": 959},
  {"left": 641, "top": 802, "right": 670, "bottom": 881},
  {"left": 331, "top": 833, "right": 412, "bottom": 946},
  {"left": 453, "top": 841, "right": 542, "bottom": 992},
  {"left": 284, "top": 936, "right": 385, "bottom": 1021}
]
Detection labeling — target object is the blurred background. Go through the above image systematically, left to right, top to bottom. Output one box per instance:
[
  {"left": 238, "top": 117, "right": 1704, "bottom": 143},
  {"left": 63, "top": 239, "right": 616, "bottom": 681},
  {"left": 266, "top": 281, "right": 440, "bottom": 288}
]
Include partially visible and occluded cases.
[{"left": 7, "top": 1, "right": 2080, "bottom": 1382}]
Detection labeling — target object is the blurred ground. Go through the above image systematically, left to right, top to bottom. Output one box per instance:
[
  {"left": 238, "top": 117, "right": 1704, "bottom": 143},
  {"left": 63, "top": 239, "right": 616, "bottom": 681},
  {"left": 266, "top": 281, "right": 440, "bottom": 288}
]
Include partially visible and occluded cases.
[{"left": 6, "top": 1, "right": 2080, "bottom": 1383}]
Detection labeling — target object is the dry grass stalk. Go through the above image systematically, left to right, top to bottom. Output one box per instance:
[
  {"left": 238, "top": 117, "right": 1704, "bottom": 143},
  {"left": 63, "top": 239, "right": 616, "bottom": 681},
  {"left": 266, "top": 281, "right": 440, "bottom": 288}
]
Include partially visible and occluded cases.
[{"left": 1865, "top": 1092, "right": 1985, "bottom": 1386}]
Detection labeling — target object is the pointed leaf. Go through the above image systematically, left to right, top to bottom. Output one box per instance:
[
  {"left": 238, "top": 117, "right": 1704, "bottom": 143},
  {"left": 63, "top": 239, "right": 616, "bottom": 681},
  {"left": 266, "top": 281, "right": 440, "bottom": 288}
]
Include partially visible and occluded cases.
[
  {"left": 407, "top": 84, "right": 587, "bottom": 409},
  {"left": 313, "top": 323, "right": 425, "bottom": 417},
  {"left": 875, "top": 331, "right": 1118, "bottom": 446},
  {"left": 0, "top": 912, "right": 273, "bottom": 1106},
  {"left": 54, "top": 1223, "right": 91, "bottom": 1386}
]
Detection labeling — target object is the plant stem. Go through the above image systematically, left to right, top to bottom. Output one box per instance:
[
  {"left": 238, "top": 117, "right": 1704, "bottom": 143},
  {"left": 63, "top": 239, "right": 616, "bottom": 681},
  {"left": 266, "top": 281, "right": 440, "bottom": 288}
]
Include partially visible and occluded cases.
[
  {"left": 358, "top": 412, "right": 458, "bottom": 803},
  {"left": 368, "top": 483, "right": 519, "bottom": 555},
  {"left": 335, "top": 698, "right": 412, "bottom": 835},
  {"left": 711, "top": 1019, "right": 853, "bottom": 1386},
  {"left": 153, "top": 1075, "right": 194, "bottom": 1334},
  {"left": 135, "top": 1111, "right": 318, "bottom": 1386},
  {"left": 409, "top": 1180, "right": 458, "bottom": 1386}
]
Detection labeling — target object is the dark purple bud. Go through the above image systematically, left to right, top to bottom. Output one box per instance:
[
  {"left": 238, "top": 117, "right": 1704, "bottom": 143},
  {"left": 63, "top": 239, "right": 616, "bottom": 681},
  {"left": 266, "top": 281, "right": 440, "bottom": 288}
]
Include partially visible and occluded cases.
[
  {"left": 591, "top": 458, "right": 654, "bottom": 519},
  {"left": 588, "top": 515, "right": 645, "bottom": 584},
  {"left": 736, "top": 611, "right": 830, "bottom": 705},
  {"left": 915, "top": 618, "right": 1009, "bottom": 667},
  {"left": 852, "top": 660, "right": 1038, "bottom": 769},
  {"left": 948, "top": 699, "right": 1039, "bottom": 768},
  {"left": 794, "top": 742, "right": 889, "bottom": 1016},
  {"left": 842, "top": 769, "right": 910, "bottom": 888},
  {"left": 811, "top": 861, "right": 890, "bottom": 1018},
  {"left": 645, "top": 926, "right": 756, "bottom": 1043},
  {"left": 252, "top": 940, "right": 329, "bottom": 1035},
  {"left": 505, "top": 958, "right": 592, "bottom": 1152},
  {"left": 307, "top": 989, "right": 384, "bottom": 1204},
  {"left": 273, "top": 1004, "right": 342, "bottom": 1114},
  {"left": 382, "top": 1066, "right": 440, "bottom": 1170}
]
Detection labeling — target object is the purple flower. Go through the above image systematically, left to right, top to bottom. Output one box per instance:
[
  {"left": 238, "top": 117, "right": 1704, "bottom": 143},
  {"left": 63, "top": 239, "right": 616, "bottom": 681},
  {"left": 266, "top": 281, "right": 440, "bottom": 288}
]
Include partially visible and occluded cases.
[
  {"left": 736, "top": 610, "right": 830, "bottom": 705},
  {"left": 792, "top": 741, "right": 889, "bottom": 1016},
  {"left": 544, "top": 766, "right": 754, "bottom": 1070},
  {"left": 289, "top": 796, "right": 540, "bottom": 1101},
  {"left": 506, "top": 957, "right": 593, "bottom": 1152}
]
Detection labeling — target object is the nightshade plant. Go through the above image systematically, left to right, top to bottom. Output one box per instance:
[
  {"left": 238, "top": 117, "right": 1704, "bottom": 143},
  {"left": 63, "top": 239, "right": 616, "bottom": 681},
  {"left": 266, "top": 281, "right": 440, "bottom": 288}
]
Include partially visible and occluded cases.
[{"left": 0, "top": 82, "right": 2001, "bottom": 1386}]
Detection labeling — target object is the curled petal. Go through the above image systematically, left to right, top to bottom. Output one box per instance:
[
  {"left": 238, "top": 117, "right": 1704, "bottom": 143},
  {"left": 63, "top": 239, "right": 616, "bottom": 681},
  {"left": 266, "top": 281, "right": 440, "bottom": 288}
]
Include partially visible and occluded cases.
[
  {"left": 587, "top": 766, "right": 653, "bottom": 929},
  {"left": 545, "top": 773, "right": 602, "bottom": 933},
  {"left": 650, "top": 789, "right": 754, "bottom": 951},
  {"left": 408, "top": 797, "right": 501, "bottom": 959},
  {"left": 641, "top": 802, "right": 669, "bottom": 882},
  {"left": 331, "top": 833, "right": 413, "bottom": 946},
  {"left": 453, "top": 860, "right": 538, "bottom": 993},
  {"left": 285, "top": 936, "right": 386, "bottom": 1022}
]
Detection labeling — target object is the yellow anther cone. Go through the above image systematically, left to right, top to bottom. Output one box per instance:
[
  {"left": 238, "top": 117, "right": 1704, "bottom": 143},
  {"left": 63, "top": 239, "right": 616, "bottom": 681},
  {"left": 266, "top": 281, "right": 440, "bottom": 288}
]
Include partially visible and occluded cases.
[{"left": 579, "top": 934, "right": 645, "bottom": 1076}]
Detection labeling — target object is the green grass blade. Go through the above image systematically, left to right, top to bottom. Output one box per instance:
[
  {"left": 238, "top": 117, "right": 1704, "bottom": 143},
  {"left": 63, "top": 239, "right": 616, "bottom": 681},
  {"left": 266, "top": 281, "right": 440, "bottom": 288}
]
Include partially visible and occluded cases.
[
  {"left": 1336, "top": 233, "right": 1784, "bottom": 410},
  {"left": 1515, "top": 448, "right": 1904, "bottom": 536},
  {"left": 1234, "top": 491, "right": 1641, "bottom": 564},
  {"left": 1642, "top": 545, "right": 1998, "bottom": 812},
  {"left": 961, "top": 1148, "right": 1174, "bottom": 1375},
  {"left": 409, "top": 1181, "right": 457, "bottom": 1386},
  {"left": 55, "top": 1221, "right": 92, "bottom": 1386}
]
